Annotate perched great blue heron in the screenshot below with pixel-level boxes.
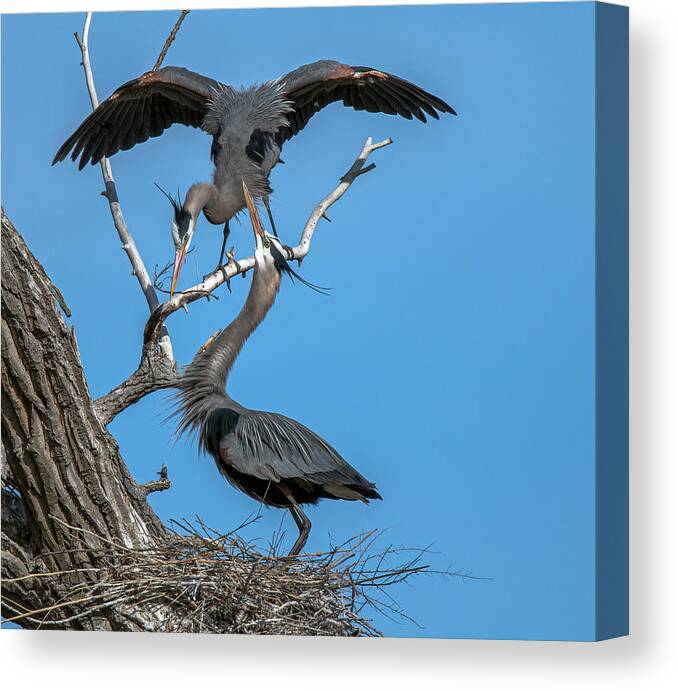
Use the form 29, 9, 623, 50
53, 60, 455, 293
174, 183, 381, 556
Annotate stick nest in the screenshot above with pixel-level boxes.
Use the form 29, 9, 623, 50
3, 517, 433, 636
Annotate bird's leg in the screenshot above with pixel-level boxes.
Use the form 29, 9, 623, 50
287, 505, 311, 557
263, 195, 279, 238
203, 222, 231, 282
216, 221, 230, 268
279, 484, 311, 557
221, 247, 241, 293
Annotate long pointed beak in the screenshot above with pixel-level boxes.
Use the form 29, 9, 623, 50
241, 181, 267, 242
170, 244, 188, 297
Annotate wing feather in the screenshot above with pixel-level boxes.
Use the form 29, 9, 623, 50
202, 407, 379, 499
383, 81, 428, 121
53, 66, 225, 168
276, 59, 455, 143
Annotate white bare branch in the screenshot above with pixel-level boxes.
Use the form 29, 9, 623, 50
144, 136, 393, 346
74, 12, 174, 363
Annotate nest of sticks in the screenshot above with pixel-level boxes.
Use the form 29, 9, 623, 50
4, 517, 436, 636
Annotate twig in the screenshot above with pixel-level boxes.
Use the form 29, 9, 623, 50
93, 341, 178, 425
144, 136, 393, 347
49, 283, 72, 317
73, 13, 174, 363
3, 519, 448, 635
152, 10, 190, 71
138, 464, 171, 496
93, 137, 392, 424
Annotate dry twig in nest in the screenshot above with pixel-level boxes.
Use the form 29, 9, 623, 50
2, 516, 447, 636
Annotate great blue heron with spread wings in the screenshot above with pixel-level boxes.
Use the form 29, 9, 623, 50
53, 60, 455, 293
174, 183, 381, 556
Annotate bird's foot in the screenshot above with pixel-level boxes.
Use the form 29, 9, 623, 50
223, 248, 242, 293
227, 248, 241, 272
204, 247, 241, 293
283, 245, 295, 261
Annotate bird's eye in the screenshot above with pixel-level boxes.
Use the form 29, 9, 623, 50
263, 239, 271, 249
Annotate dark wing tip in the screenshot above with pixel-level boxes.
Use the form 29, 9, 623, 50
350, 66, 456, 121
433, 98, 456, 116
51, 66, 219, 171
280, 61, 457, 141
443, 101, 457, 116
435, 94, 457, 116
52, 140, 73, 166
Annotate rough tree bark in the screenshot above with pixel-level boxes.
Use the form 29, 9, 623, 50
1, 11, 417, 634
1, 212, 168, 630
0, 135, 398, 633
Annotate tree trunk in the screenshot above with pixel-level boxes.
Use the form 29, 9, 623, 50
1, 211, 406, 636
1, 211, 167, 630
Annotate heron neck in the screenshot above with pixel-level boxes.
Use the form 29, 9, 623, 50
198, 263, 281, 393
185, 182, 216, 219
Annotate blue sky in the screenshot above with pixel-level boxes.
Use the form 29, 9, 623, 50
2, 3, 597, 639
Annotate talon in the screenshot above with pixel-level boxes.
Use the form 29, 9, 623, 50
221, 248, 242, 292
283, 245, 294, 261
226, 248, 241, 274
219, 263, 232, 293
322, 212, 332, 223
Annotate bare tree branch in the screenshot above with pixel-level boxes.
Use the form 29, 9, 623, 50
152, 10, 190, 71
93, 342, 178, 425
69, 13, 392, 426
1, 13, 446, 636
138, 465, 171, 497
74, 13, 174, 363
94, 137, 393, 424
144, 136, 393, 347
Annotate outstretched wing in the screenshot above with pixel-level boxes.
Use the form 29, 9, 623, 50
202, 407, 381, 502
53, 66, 224, 169
276, 60, 456, 144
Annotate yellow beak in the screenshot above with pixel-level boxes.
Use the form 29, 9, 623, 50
242, 180, 267, 243
170, 244, 187, 297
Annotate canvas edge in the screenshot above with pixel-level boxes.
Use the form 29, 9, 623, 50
594, 0, 630, 642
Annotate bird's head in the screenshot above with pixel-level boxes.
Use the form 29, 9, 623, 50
155, 184, 196, 296
243, 181, 329, 294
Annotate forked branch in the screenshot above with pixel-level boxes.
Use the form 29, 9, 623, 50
144, 136, 393, 347
93, 342, 179, 426
74, 12, 174, 363
96, 136, 392, 424
71, 15, 393, 425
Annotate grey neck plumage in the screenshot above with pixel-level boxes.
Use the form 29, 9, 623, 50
175, 261, 281, 437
